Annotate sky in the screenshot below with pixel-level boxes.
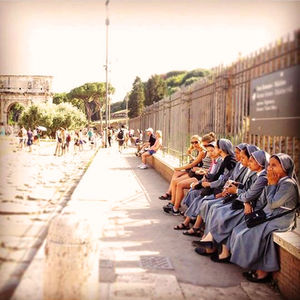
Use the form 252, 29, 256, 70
0, 0, 299, 102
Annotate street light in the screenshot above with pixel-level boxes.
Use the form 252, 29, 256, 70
105, 0, 110, 147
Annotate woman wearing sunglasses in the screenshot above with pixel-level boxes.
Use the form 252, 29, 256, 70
159, 132, 216, 201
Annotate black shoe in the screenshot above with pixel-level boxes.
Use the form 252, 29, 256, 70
210, 253, 231, 263
244, 272, 271, 283
194, 247, 214, 256
192, 241, 214, 249
192, 239, 206, 247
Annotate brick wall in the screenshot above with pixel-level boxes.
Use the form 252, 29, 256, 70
273, 247, 300, 300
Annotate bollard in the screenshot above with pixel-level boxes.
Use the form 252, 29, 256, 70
43, 211, 99, 300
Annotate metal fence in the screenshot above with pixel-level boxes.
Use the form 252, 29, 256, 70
129, 30, 300, 175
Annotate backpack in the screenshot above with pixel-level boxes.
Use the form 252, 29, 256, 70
117, 130, 124, 140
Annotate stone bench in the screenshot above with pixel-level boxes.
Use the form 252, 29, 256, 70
145, 153, 300, 300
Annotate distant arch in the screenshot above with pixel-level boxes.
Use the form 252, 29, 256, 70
6, 102, 25, 125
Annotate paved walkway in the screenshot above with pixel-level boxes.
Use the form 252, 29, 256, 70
12, 145, 282, 300
0, 137, 100, 299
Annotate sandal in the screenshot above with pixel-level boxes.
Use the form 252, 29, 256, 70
183, 227, 203, 237
174, 223, 190, 230
159, 193, 171, 200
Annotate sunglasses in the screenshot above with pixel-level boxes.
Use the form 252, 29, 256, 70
191, 141, 199, 144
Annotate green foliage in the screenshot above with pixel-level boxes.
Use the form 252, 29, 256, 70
111, 100, 126, 113
8, 103, 25, 125
164, 70, 187, 79
184, 77, 199, 86
67, 82, 115, 122
53, 93, 85, 113
164, 68, 209, 94
18, 103, 87, 137
144, 74, 167, 106
166, 73, 186, 87
128, 77, 145, 118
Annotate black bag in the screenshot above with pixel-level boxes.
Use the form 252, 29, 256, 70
245, 205, 299, 228
200, 187, 213, 197
231, 199, 244, 210
222, 194, 237, 204
117, 130, 124, 140
245, 209, 266, 228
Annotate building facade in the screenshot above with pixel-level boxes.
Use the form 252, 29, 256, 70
0, 75, 53, 125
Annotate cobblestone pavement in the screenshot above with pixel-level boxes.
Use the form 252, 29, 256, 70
0, 137, 100, 298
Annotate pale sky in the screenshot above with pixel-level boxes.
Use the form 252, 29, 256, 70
0, 0, 299, 102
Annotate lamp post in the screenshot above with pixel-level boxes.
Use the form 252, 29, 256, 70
125, 94, 129, 128
105, 0, 110, 147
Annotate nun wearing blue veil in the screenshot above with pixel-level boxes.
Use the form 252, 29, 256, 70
194, 150, 269, 260
228, 153, 299, 282
176, 139, 237, 233
198, 144, 259, 226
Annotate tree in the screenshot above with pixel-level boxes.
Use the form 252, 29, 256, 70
144, 74, 167, 106
53, 93, 85, 113
128, 77, 145, 118
67, 82, 115, 124
8, 103, 25, 125
111, 100, 126, 113
18, 103, 87, 137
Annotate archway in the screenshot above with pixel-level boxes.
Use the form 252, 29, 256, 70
7, 102, 25, 125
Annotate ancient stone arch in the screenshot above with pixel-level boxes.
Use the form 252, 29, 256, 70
0, 75, 53, 125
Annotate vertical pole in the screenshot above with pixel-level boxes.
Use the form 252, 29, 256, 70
105, 1, 110, 148
126, 95, 129, 128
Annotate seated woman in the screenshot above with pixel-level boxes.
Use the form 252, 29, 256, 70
193, 149, 269, 259
163, 140, 213, 215
164, 142, 220, 216
174, 139, 236, 230
180, 144, 258, 235
139, 130, 162, 169
181, 143, 248, 210
204, 153, 298, 283
194, 144, 260, 231
159, 132, 215, 200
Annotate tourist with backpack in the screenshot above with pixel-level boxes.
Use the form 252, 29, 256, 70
117, 125, 125, 153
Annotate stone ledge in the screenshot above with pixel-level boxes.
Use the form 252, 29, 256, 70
273, 226, 300, 260
146, 153, 174, 182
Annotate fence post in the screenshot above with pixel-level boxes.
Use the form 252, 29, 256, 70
44, 211, 99, 300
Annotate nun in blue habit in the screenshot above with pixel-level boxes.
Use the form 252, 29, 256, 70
198, 144, 260, 225
179, 139, 237, 235
184, 139, 236, 218
205, 150, 269, 246
228, 153, 299, 282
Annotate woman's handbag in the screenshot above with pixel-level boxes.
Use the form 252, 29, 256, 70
231, 199, 244, 210
222, 194, 237, 204
245, 209, 266, 228
245, 204, 299, 228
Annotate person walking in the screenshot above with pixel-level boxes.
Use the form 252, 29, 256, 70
117, 125, 125, 153
27, 128, 33, 152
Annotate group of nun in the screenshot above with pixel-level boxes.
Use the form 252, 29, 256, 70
170, 138, 299, 283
